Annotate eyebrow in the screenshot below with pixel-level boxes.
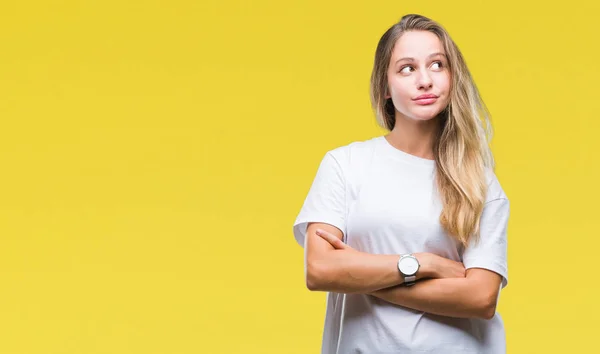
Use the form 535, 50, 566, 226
395, 52, 447, 64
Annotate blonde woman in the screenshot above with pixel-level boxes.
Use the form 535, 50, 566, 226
293, 14, 510, 354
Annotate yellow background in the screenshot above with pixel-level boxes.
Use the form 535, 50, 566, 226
0, 0, 598, 353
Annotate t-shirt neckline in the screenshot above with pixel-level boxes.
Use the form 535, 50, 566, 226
377, 136, 436, 167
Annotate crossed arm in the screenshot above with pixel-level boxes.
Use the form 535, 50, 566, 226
304, 222, 503, 320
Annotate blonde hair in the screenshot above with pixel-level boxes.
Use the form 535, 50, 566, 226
369, 14, 494, 246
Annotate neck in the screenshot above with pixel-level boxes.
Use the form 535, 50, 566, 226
385, 114, 440, 160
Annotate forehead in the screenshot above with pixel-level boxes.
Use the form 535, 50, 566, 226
390, 30, 445, 61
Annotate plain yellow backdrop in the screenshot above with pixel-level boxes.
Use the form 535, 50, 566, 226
1, 0, 598, 353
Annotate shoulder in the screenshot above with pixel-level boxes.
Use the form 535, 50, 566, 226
324, 136, 380, 169
484, 167, 508, 203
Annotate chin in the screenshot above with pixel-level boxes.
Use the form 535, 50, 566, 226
410, 106, 445, 121
412, 114, 439, 121
410, 112, 442, 121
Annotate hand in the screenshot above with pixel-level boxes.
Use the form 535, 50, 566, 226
315, 228, 357, 252
415, 252, 465, 279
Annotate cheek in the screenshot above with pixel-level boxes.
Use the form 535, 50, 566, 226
438, 74, 451, 93
389, 79, 412, 100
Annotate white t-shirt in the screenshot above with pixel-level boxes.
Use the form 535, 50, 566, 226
293, 136, 509, 354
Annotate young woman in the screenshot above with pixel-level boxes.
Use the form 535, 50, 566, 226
292, 14, 510, 353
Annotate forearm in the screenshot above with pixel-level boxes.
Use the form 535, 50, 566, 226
306, 226, 438, 294
307, 249, 404, 293
370, 277, 497, 319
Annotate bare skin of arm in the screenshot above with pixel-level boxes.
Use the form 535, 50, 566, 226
304, 222, 465, 294
312, 227, 502, 320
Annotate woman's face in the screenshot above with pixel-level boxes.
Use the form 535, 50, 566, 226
386, 30, 451, 122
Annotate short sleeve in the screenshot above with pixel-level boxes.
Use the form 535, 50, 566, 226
292, 151, 347, 248
462, 197, 510, 289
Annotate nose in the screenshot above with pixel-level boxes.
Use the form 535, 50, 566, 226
416, 71, 433, 90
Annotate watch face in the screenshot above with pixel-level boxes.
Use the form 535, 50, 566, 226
399, 256, 419, 276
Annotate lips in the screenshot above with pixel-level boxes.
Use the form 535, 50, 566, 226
413, 94, 438, 100
413, 94, 439, 105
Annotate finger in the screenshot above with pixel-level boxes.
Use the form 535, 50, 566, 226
315, 229, 348, 249
315, 229, 338, 245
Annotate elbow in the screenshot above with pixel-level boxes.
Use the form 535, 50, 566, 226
477, 291, 498, 320
480, 303, 496, 320
305, 260, 331, 291
305, 269, 320, 291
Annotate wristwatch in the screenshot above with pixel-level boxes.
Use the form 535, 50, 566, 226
397, 254, 420, 286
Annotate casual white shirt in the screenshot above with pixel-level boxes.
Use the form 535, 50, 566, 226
293, 136, 509, 354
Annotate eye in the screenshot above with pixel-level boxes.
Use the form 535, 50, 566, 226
399, 65, 414, 74
431, 61, 443, 70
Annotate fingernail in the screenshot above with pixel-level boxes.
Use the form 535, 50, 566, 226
316, 229, 322, 235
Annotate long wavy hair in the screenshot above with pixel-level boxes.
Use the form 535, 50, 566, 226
370, 14, 494, 246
